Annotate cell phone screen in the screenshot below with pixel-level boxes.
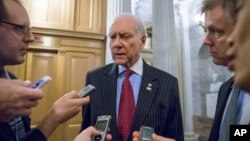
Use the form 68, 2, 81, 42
140, 126, 154, 141
142, 128, 153, 139
96, 120, 108, 131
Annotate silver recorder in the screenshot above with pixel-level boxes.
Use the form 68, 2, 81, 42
93, 115, 111, 141
140, 126, 154, 141
79, 84, 96, 98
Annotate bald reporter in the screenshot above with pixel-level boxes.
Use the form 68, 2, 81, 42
0, 79, 43, 122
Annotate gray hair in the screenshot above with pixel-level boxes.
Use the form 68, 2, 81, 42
200, 0, 240, 25
200, 0, 224, 14
112, 13, 146, 38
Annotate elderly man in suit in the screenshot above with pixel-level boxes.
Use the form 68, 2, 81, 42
80, 13, 184, 141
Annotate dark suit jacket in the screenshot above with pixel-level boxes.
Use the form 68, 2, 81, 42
81, 61, 184, 141
0, 71, 46, 141
208, 77, 234, 141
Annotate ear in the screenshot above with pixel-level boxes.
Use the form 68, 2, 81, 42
140, 36, 147, 49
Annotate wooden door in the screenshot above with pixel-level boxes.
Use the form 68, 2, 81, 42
75, 0, 107, 33
21, 0, 74, 30
58, 50, 98, 141
25, 51, 59, 141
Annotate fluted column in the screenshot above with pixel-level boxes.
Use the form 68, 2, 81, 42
122, 0, 131, 13
180, 12, 196, 141
177, 2, 196, 141
105, 0, 131, 64
152, 0, 178, 77
152, 0, 195, 141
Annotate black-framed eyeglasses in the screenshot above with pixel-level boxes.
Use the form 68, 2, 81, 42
0, 20, 31, 35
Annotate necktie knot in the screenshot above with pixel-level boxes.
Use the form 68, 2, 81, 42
125, 69, 133, 79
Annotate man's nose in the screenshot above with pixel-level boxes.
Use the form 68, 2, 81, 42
113, 37, 122, 47
203, 33, 213, 47
23, 31, 35, 43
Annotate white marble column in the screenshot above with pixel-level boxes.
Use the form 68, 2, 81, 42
178, 2, 197, 141
181, 15, 197, 141
152, 0, 179, 77
105, 0, 131, 64
122, 0, 131, 13
152, 0, 196, 141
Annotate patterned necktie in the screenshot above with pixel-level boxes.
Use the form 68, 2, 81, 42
8, 117, 26, 141
2, 69, 26, 141
118, 69, 135, 141
218, 86, 240, 141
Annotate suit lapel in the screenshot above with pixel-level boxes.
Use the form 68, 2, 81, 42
130, 62, 158, 134
216, 78, 234, 120
211, 77, 234, 139
101, 64, 119, 139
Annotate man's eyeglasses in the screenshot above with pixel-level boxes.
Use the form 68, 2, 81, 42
0, 20, 31, 35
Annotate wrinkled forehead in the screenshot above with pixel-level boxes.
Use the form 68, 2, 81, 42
109, 16, 140, 35
110, 16, 138, 30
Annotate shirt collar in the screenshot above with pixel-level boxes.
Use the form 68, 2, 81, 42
118, 56, 143, 76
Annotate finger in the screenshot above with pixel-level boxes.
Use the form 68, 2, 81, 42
15, 108, 32, 116
24, 88, 44, 100
11, 79, 31, 87
132, 137, 140, 141
23, 100, 39, 108
105, 134, 112, 141
12, 97, 39, 110
152, 134, 161, 141
65, 91, 79, 98
23, 80, 32, 87
152, 133, 175, 141
132, 131, 140, 138
78, 96, 90, 105
9, 79, 25, 85
85, 126, 100, 136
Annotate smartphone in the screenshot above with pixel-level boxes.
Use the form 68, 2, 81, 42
31, 76, 51, 89
79, 84, 96, 98
92, 115, 111, 141
140, 126, 154, 141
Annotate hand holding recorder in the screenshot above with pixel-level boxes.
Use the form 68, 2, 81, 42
75, 115, 111, 141
74, 126, 112, 141
132, 126, 175, 141
0, 79, 44, 122
36, 84, 95, 138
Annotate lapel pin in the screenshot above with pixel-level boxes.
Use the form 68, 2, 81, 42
146, 87, 152, 91
146, 83, 152, 91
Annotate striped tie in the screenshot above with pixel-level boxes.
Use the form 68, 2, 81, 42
8, 117, 26, 141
